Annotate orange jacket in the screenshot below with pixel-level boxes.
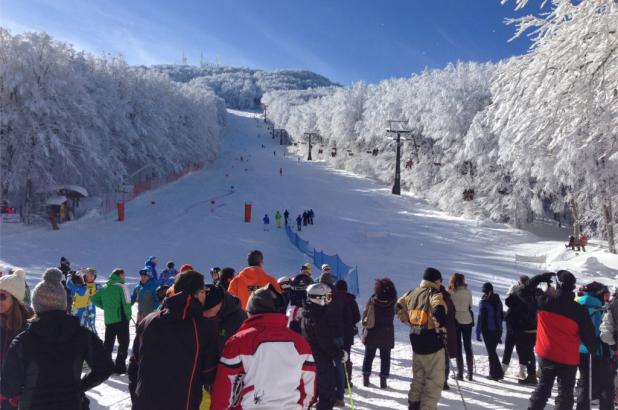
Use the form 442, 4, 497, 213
228, 266, 281, 310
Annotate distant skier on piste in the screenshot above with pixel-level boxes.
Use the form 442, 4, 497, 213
263, 214, 270, 231
296, 214, 302, 231
284, 209, 289, 225
275, 211, 282, 229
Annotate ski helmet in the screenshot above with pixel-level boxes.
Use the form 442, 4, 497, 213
278, 276, 292, 290
306, 283, 332, 306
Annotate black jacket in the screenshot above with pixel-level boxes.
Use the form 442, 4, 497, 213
128, 292, 220, 410
505, 286, 538, 332
302, 302, 342, 361
362, 296, 396, 350
1, 311, 113, 410
333, 290, 361, 349
290, 274, 314, 307
216, 290, 247, 347
441, 287, 457, 358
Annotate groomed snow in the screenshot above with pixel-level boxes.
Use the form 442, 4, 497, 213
1, 110, 615, 409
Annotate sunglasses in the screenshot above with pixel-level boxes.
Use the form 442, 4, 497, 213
0, 292, 10, 301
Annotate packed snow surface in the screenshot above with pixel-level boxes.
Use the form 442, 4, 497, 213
1, 110, 615, 409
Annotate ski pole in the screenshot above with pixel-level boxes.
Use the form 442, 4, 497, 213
442, 337, 468, 410
343, 363, 356, 410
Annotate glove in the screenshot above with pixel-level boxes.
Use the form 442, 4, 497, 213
340, 350, 349, 363
539, 272, 554, 284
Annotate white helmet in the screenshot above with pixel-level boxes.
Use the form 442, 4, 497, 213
321, 264, 331, 272
277, 276, 292, 290
306, 283, 332, 306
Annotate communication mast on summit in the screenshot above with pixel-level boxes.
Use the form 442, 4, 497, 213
386, 120, 413, 196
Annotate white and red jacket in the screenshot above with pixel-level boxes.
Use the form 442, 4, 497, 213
211, 313, 316, 410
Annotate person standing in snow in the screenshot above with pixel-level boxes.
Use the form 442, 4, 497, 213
91, 268, 132, 374
210, 267, 222, 286
275, 211, 282, 229
1, 268, 113, 410
476, 282, 504, 381
575, 282, 613, 410
439, 284, 457, 390
131, 268, 160, 324
361, 278, 397, 388
284, 209, 289, 225
309, 209, 315, 225
202, 284, 247, 347
128, 270, 219, 410
58, 256, 73, 312
516, 271, 597, 410
67, 267, 100, 334
263, 214, 270, 231
447, 273, 474, 381
288, 267, 314, 334
302, 211, 308, 226
144, 256, 159, 284
218, 267, 236, 291
334, 280, 361, 389
302, 283, 344, 410
296, 214, 302, 231
396, 267, 447, 410
211, 284, 316, 409
159, 261, 178, 287
599, 290, 618, 407
228, 250, 281, 311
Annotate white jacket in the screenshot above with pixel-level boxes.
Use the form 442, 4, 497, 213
450, 286, 473, 325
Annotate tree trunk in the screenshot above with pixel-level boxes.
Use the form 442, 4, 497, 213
570, 199, 580, 238
604, 201, 616, 254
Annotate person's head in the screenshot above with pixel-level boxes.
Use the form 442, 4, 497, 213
111, 268, 125, 280
139, 267, 153, 284
202, 284, 224, 318
447, 273, 466, 292
32, 268, 68, 314
174, 270, 206, 304
246, 284, 286, 315
321, 264, 331, 274
306, 283, 332, 306
156, 285, 170, 302
247, 250, 264, 267
423, 267, 442, 286
219, 268, 235, 290
585, 281, 610, 303
210, 267, 221, 282
180, 264, 194, 273
555, 270, 576, 293
166, 261, 175, 270
334, 279, 348, 292
374, 278, 397, 301
518, 275, 530, 286
60, 256, 70, 267
0, 268, 26, 305
277, 276, 292, 291
481, 282, 494, 295
84, 267, 96, 283
0, 269, 29, 329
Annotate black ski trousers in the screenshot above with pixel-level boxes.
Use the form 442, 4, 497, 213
576, 353, 616, 410
482, 330, 503, 380
104, 319, 130, 369
314, 350, 335, 410
516, 331, 536, 374
528, 357, 577, 410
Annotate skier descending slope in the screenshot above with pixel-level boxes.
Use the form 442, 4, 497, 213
516, 271, 597, 410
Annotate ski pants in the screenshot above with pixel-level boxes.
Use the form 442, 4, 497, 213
529, 357, 577, 410
456, 323, 474, 377
408, 348, 445, 410
515, 331, 536, 375
483, 330, 503, 379
314, 350, 335, 409
502, 324, 516, 365
362, 346, 391, 377
104, 319, 130, 368
576, 353, 616, 410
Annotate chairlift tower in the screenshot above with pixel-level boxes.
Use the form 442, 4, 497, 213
304, 132, 320, 161
386, 120, 413, 195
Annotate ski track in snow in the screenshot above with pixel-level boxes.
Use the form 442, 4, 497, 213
1, 109, 616, 409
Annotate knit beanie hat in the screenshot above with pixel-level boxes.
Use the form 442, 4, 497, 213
556, 270, 576, 292
423, 267, 442, 282
179, 264, 194, 273
32, 268, 67, 313
203, 284, 224, 310
247, 284, 284, 314
0, 269, 26, 301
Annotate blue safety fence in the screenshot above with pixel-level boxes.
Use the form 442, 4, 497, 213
285, 225, 360, 295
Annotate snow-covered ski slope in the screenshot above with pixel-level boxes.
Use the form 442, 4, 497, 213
1, 110, 616, 409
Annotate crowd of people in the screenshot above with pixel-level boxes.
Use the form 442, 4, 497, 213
263, 209, 316, 231
0, 253, 616, 410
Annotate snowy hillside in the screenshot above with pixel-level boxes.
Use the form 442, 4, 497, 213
152, 64, 337, 109
1, 110, 615, 409
262, 0, 618, 243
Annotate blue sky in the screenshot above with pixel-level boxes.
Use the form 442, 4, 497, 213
0, 0, 539, 84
